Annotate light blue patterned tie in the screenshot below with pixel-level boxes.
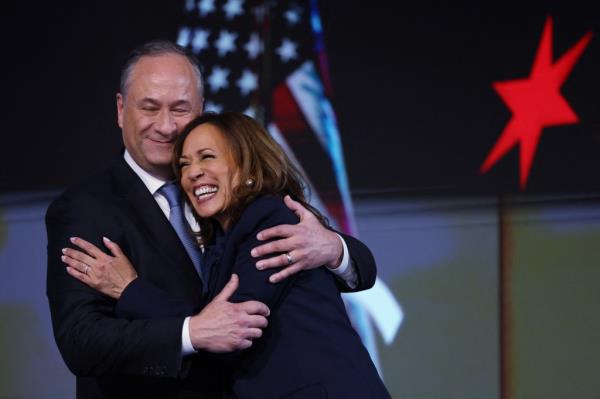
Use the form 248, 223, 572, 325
158, 182, 206, 287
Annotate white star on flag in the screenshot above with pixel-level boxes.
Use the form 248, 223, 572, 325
284, 6, 302, 25
236, 69, 258, 96
198, 0, 216, 17
214, 30, 237, 57
191, 29, 210, 54
185, 0, 195, 12
207, 66, 230, 92
176, 27, 192, 47
204, 101, 224, 113
276, 38, 298, 62
223, 0, 244, 20
244, 33, 263, 60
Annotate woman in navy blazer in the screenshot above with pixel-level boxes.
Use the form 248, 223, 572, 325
177, 112, 389, 398
66, 112, 390, 398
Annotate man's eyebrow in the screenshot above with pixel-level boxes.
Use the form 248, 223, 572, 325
170, 100, 192, 107
138, 98, 161, 106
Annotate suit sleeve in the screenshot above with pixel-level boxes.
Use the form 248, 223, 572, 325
116, 278, 195, 320
336, 232, 377, 292
46, 192, 187, 379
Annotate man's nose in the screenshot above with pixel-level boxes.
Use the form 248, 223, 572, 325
155, 109, 177, 135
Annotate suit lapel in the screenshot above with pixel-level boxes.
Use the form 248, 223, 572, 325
109, 157, 203, 291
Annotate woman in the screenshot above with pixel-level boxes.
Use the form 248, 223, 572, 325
64, 112, 390, 398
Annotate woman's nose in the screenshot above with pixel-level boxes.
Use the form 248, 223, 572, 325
187, 163, 204, 180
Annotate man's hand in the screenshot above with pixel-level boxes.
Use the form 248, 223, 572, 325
251, 195, 344, 283
189, 274, 270, 352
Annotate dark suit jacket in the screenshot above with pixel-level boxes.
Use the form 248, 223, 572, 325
46, 157, 220, 398
46, 157, 378, 398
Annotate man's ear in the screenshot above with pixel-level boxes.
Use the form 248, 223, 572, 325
116, 93, 124, 128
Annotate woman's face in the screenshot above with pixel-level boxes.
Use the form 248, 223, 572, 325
179, 123, 239, 229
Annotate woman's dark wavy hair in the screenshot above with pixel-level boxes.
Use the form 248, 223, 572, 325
172, 111, 329, 243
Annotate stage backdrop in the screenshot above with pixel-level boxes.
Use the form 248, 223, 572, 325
1, 1, 599, 398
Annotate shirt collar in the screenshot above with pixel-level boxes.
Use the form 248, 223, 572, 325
124, 150, 167, 195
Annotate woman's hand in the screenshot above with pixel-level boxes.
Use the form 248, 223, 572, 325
62, 236, 138, 299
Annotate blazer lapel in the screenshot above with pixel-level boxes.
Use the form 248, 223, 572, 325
109, 157, 203, 291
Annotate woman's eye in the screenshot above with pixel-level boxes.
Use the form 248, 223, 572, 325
202, 154, 215, 160
178, 162, 189, 169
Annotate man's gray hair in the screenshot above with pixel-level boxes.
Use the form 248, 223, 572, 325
120, 40, 204, 100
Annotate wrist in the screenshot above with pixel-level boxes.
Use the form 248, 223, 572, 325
188, 314, 206, 351
326, 234, 344, 269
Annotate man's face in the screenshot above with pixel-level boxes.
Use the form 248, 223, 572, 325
117, 53, 203, 180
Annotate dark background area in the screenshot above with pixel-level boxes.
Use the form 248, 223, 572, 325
3, 1, 599, 195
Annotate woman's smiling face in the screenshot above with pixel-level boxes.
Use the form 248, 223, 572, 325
178, 123, 239, 229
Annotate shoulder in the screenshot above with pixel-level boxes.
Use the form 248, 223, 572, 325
232, 195, 299, 235
46, 159, 131, 219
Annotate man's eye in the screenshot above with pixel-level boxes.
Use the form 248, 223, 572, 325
172, 109, 190, 115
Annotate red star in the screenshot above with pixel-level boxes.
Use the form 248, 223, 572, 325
480, 16, 593, 189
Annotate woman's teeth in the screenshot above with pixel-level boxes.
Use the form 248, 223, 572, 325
194, 185, 218, 198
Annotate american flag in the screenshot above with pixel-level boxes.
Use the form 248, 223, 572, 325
176, 0, 355, 234
176, 0, 403, 376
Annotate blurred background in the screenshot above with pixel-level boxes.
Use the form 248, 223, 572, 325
1, 1, 599, 398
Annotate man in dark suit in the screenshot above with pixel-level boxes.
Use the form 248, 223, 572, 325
46, 41, 377, 398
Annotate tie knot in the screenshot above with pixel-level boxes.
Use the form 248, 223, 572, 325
159, 182, 182, 209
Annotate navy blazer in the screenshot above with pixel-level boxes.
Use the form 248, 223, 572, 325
206, 195, 390, 398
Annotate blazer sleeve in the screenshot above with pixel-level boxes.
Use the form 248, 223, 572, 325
46, 192, 187, 379
225, 197, 300, 308
336, 232, 377, 292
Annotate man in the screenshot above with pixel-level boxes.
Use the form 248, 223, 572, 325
46, 40, 377, 398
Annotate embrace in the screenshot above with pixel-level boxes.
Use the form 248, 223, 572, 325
46, 40, 389, 398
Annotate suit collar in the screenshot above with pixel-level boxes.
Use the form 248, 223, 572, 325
109, 155, 204, 290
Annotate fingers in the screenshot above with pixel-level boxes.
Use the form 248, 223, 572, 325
237, 340, 253, 350
245, 314, 269, 330
282, 195, 305, 218
65, 264, 89, 283
269, 263, 303, 283
102, 236, 124, 257
214, 274, 239, 302
61, 247, 95, 268
69, 237, 103, 258
62, 253, 93, 279
237, 300, 270, 317
252, 235, 295, 259
245, 327, 263, 340
256, 224, 295, 242
255, 250, 294, 270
